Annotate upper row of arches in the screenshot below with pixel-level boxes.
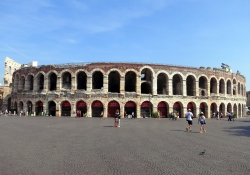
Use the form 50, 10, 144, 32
13, 67, 246, 96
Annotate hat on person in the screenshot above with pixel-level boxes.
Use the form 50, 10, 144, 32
188, 109, 191, 111
200, 112, 204, 115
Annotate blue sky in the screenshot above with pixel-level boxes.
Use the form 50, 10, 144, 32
0, 0, 250, 90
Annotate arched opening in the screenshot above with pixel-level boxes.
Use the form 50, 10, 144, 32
37, 74, 44, 90
62, 72, 71, 90
233, 104, 237, 117
158, 101, 168, 118
238, 83, 240, 95
27, 101, 33, 114
173, 102, 182, 118
92, 100, 104, 117
227, 103, 232, 113
219, 79, 225, 94
125, 71, 136, 92
48, 101, 56, 116
172, 74, 182, 95
108, 100, 120, 118
49, 73, 57, 91
19, 101, 24, 111
233, 79, 237, 96
35, 101, 43, 116
141, 101, 152, 118
210, 78, 217, 94
187, 102, 194, 114
92, 71, 103, 89
141, 82, 152, 94
238, 104, 242, 117
124, 101, 136, 118
201, 90, 205, 96
76, 100, 87, 117
77, 71, 87, 90
227, 80, 231, 95
15, 75, 19, 91
199, 76, 207, 96
157, 73, 168, 95
200, 103, 207, 117
219, 103, 225, 117
141, 68, 153, 94
61, 101, 71, 116
186, 75, 195, 96
108, 71, 120, 93
13, 101, 17, 114
27, 75, 34, 91
210, 103, 217, 118
20, 76, 25, 90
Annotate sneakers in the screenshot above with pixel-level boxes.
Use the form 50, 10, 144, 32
203, 130, 206, 133
200, 131, 203, 133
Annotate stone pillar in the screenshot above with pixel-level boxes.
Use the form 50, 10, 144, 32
71, 102, 76, 116
207, 82, 210, 96
152, 77, 157, 95
87, 104, 92, 117
120, 75, 125, 94
71, 76, 76, 91
196, 81, 199, 96
24, 79, 28, 91
136, 104, 141, 118
136, 76, 141, 94
217, 83, 220, 95
44, 75, 48, 91
168, 79, 172, 96
86, 75, 92, 92
33, 78, 38, 91
103, 104, 108, 118
120, 104, 124, 118
182, 80, 186, 96
57, 76, 61, 92
103, 75, 108, 93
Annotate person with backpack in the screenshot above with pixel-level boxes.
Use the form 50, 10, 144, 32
185, 109, 193, 131
198, 112, 206, 133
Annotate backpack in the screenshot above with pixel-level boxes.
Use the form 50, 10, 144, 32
199, 116, 204, 122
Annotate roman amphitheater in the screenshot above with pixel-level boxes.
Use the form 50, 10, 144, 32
5, 57, 247, 118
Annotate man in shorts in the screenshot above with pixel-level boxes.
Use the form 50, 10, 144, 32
185, 109, 193, 131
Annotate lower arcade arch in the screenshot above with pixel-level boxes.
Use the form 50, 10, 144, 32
76, 100, 87, 117
199, 102, 208, 118
92, 100, 103, 117
27, 101, 33, 113
210, 103, 218, 117
61, 101, 71, 116
157, 101, 168, 118
141, 101, 152, 118
48, 101, 56, 116
35, 101, 43, 115
187, 102, 196, 117
108, 100, 120, 118
124, 101, 136, 117
173, 102, 183, 118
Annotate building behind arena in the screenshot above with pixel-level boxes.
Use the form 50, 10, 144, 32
3, 57, 247, 118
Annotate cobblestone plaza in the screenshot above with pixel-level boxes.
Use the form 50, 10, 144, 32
0, 116, 250, 175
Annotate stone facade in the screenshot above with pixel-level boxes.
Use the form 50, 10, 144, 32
9, 62, 246, 118
0, 57, 21, 110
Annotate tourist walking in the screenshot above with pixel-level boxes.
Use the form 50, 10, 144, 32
131, 111, 136, 119
198, 112, 206, 133
114, 109, 120, 127
185, 109, 193, 131
100, 111, 104, 120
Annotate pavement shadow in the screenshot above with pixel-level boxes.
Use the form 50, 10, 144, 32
223, 126, 250, 137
